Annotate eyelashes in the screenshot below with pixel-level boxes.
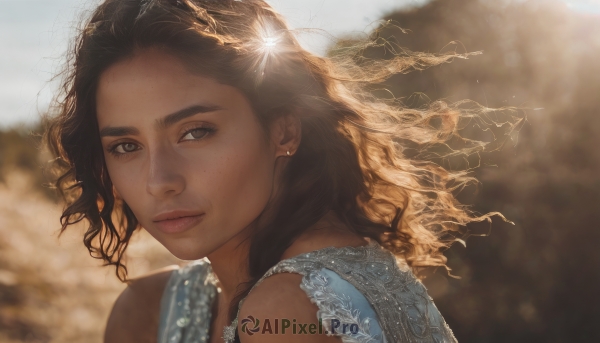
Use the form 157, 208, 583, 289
106, 126, 216, 159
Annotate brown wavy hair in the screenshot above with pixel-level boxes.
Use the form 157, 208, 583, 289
43, 0, 521, 326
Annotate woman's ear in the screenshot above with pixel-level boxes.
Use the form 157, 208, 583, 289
270, 113, 301, 157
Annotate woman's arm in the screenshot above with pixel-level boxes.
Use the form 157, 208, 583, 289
103, 265, 179, 343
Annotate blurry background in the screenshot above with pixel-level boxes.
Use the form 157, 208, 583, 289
1, 0, 599, 342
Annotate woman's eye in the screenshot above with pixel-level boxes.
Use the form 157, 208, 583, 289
110, 142, 138, 155
107, 127, 214, 158
181, 127, 214, 141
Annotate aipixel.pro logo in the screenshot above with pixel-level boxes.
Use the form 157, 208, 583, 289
240, 315, 361, 336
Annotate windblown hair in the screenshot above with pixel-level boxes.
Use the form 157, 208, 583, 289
43, 0, 520, 327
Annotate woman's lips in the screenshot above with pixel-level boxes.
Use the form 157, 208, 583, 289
154, 214, 205, 234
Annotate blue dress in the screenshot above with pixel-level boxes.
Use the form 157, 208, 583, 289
157, 239, 457, 343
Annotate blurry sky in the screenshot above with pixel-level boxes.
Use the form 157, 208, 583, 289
566, 0, 600, 13
0, 0, 597, 129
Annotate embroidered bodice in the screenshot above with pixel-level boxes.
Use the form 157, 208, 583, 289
157, 239, 457, 343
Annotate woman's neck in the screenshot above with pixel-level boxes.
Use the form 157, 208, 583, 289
206, 228, 253, 305
205, 210, 368, 308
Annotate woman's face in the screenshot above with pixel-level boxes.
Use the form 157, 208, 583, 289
96, 47, 279, 260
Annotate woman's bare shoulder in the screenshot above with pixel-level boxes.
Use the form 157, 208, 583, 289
103, 265, 180, 343
238, 273, 343, 343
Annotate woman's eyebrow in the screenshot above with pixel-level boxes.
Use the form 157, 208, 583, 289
99, 104, 223, 138
156, 104, 222, 129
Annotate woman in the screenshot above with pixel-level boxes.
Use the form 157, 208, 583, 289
43, 0, 514, 342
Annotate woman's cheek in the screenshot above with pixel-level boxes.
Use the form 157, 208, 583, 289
207, 140, 274, 229
105, 162, 133, 200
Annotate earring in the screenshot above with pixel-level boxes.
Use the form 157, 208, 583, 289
286, 150, 291, 156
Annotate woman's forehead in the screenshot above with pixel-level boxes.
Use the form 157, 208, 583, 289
95, 49, 248, 127
97, 48, 191, 89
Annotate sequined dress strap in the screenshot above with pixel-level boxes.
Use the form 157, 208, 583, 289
157, 258, 218, 343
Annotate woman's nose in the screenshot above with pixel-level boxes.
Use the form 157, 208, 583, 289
145, 145, 186, 199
